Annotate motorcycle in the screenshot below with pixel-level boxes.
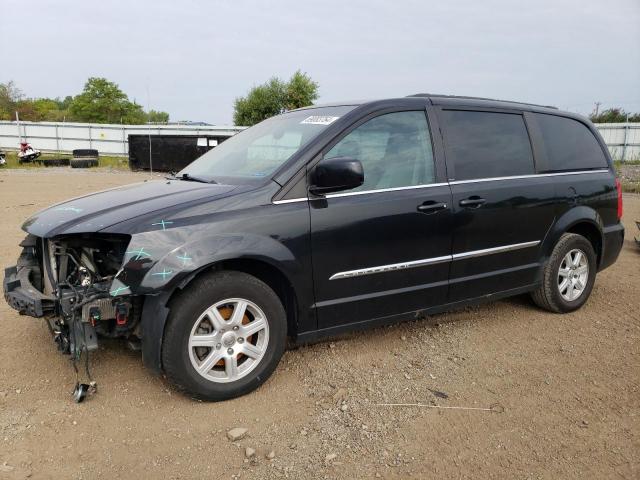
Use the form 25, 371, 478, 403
18, 142, 41, 163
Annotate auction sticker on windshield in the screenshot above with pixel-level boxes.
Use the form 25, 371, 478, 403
301, 115, 340, 125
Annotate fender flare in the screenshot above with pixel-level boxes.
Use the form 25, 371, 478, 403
138, 234, 302, 374
540, 206, 604, 266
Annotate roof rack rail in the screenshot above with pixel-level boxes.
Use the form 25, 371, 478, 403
407, 93, 558, 110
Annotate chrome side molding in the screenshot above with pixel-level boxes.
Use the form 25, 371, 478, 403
325, 182, 449, 199
448, 169, 609, 185
273, 169, 609, 205
329, 240, 541, 280
329, 255, 451, 280
451, 240, 540, 260
272, 198, 309, 205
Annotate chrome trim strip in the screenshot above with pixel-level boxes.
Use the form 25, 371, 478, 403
451, 240, 540, 260
276, 169, 609, 204
329, 255, 451, 280
449, 169, 609, 185
329, 240, 541, 280
272, 197, 308, 205
325, 183, 449, 199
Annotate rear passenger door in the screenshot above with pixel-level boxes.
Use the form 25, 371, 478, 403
437, 108, 556, 301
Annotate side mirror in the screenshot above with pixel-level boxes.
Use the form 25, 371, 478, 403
309, 157, 364, 195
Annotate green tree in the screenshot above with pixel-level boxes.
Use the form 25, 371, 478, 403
31, 98, 65, 121
233, 70, 319, 126
147, 109, 170, 123
0, 81, 23, 120
69, 77, 146, 124
590, 107, 640, 123
284, 71, 319, 111
1, 79, 169, 124
58, 95, 74, 111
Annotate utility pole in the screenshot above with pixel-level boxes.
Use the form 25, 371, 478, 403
594, 102, 601, 118
146, 84, 153, 177
15, 111, 22, 144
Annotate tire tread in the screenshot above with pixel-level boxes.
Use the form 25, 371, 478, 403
531, 233, 596, 313
161, 270, 286, 401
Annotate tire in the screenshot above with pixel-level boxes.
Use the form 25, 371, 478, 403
531, 233, 597, 313
72, 149, 99, 158
70, 157, 99, 168
43, 158, 70, 167
162, 270, 287, 401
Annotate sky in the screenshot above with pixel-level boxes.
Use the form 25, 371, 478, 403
1, 0, 639, 125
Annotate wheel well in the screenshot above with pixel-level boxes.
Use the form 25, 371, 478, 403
566, 222, 602, 266
176, 259, 299, 338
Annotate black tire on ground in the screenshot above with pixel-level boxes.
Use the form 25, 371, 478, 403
72, 149, 99, 158
162, 270, 287, 401
70, 157, 99, 168
42, 158, 71, 167
531, 233, 597, 313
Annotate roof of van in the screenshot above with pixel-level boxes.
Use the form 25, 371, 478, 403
299, 94, 560, 113
411, 93, 559, 111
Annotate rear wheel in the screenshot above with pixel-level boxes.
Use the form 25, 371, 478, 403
531, 233, 597, 313
162, 271, 287, 400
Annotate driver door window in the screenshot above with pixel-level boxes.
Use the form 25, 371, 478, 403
325, 111, 435, 192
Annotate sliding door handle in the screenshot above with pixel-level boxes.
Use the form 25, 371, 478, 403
459, 197, 486, 208
417, 201, 448, 213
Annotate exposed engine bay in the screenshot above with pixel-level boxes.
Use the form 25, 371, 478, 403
4, 233, 140, 401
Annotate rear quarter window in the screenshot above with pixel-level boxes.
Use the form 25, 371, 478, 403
534, 114, 608, 171
440, 110, 534, 181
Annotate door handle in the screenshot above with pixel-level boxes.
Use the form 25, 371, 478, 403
417, 201, 448, 213
459, 197, 486, 208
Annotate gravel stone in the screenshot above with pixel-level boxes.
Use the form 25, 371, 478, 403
227, 428, 248, 442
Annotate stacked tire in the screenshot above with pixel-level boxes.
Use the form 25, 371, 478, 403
71, 149, 99, 168
42, 158, 71, 167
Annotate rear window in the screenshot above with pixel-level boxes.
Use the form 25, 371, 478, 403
534, 114, 608, 171
441, 110, 534, 181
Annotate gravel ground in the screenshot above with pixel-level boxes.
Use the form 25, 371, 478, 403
0, 169, 639, 480
616, 164, 640, 193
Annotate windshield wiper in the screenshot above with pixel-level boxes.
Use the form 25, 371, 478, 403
167, 173, 216, 184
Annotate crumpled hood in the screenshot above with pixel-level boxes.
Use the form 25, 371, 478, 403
22, 179, 239, 237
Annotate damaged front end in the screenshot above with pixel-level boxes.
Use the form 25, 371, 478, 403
4, 233, 140, 364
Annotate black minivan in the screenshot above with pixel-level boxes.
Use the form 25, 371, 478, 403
4, 94, 624, 401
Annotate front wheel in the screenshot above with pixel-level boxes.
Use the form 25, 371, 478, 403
531, 233, 597, 313
162, 270, 287, 401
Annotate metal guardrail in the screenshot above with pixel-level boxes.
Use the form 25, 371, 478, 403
0, 120, 245, 156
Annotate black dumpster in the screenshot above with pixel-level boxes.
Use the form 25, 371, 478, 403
128, 135, 230, 172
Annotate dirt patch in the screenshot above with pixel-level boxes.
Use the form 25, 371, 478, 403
1, 170, 639, 479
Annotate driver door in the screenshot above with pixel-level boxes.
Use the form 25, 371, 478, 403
309, 109, 453, 330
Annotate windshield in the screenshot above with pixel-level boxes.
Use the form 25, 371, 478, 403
179, 106, 355, 183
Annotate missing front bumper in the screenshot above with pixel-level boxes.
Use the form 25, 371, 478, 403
3, 265, 56, 317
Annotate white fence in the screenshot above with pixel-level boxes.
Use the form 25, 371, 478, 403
0, 120, 244, 156
593, 123, 640, 162
0, 120, 638, 161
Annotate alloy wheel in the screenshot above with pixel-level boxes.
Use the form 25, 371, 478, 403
557, 248, 589, 302
188, 298, 269, 383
